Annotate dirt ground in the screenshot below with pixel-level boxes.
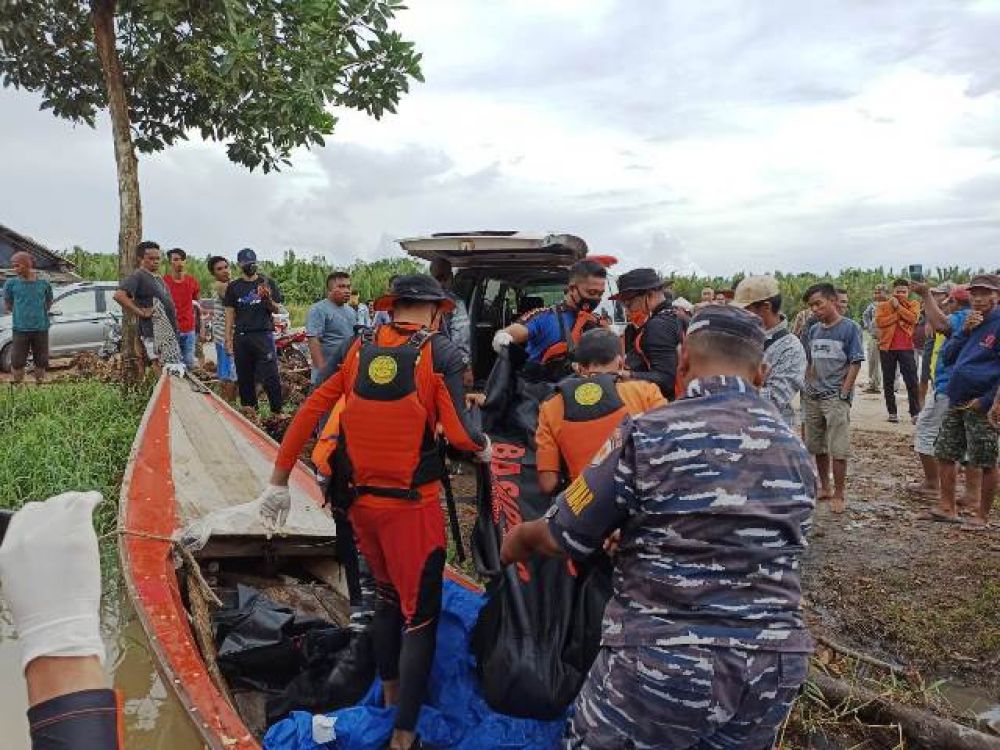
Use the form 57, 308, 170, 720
803, 387, 1000, 702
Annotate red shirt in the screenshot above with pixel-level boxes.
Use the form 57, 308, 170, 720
163, 274, 200, 333
889, 323, 913, 351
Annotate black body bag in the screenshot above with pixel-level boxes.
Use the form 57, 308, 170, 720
469, 348, 612, 720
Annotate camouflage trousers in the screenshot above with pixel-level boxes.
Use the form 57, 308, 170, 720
563, 645, 808, 750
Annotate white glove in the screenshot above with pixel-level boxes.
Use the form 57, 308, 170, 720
474, 436, 493, 464
0, 491, 105, 671
492, 330, 514, 354
164, 363, 187, 378
258, 484, 291, 535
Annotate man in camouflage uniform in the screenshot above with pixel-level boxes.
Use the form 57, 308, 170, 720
502, 305, 816, 749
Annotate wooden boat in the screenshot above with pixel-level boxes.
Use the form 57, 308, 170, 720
119, 373, 354, 749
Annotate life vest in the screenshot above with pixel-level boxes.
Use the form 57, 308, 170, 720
540, 305, 600, 365
311, 397, 346, 477
338, 328, 442, 501
626, 306, 685, 401
553, 373, 627, 480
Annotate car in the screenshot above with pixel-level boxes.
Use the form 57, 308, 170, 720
397, 231, 627, 382
0, 280, 121, 371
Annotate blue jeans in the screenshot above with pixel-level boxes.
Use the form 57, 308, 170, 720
214, 342, 237, 382
178, 331, 196, 368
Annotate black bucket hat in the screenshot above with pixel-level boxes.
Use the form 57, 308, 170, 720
373, 274, 456, 312
610, 268, 663, 301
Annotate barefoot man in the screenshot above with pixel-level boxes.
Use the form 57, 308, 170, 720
801, 282, 864, 512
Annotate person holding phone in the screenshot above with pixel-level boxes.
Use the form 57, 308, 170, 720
874, 278, 922, 423
224, 247, 285, 414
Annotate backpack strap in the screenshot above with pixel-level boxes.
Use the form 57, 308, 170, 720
763, 328, 790, 352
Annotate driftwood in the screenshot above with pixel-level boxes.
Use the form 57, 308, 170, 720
811, 671, 1000, 750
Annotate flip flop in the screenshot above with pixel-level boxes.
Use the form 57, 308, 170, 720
920, 510, 962, 524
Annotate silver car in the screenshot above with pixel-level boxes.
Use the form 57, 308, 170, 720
0, 280, 121, 371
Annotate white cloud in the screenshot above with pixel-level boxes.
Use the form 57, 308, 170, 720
1, 0, 999, 276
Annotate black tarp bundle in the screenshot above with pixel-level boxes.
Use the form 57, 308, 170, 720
212, 584, 375, 725
470, 348, 612, 721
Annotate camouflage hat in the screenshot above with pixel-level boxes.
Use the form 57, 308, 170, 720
687, 305, 766, 350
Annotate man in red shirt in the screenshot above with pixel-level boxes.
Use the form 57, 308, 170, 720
163, 248, 201, 368
875, 279, 922, 423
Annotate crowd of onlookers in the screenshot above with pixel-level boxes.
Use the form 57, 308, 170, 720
696, 274, 1000, 527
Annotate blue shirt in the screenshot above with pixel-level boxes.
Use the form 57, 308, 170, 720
548, 375, 816, 653
3, 277, 53, 332
804, 317, 865, 397
306, 299, 356, 383
523, 307, 577, 363
942, 307, 1000, 410
933, 309, 970, 396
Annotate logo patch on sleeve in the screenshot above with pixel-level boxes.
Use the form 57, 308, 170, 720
564, 475, 595, 515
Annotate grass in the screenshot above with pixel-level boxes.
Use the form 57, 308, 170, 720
0, 380, 151, 572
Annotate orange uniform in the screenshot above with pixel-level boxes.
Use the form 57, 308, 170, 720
536, 375, 666, 481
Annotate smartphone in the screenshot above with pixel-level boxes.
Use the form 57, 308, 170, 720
908, 264, 924, 282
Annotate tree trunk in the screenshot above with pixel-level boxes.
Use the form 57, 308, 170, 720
811, 672, 1000, 750
91, 0, 144, 383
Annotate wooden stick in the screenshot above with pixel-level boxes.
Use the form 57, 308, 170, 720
815, 633, 910, 677
184, 564, 236, 710
810, 671, 1000, 750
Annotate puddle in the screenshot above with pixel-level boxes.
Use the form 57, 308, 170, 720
941, 682, 1000, 735
1, 594, 205, 749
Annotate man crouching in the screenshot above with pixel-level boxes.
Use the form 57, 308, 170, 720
502, 305, 817, 749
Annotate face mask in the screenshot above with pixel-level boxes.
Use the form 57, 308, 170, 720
576, 296, 601, 313
629, 309, 649, 327
241, 263, 258, 276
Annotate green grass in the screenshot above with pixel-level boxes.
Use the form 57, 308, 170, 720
0, 380, 151, 538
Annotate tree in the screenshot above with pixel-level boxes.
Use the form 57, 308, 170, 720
0, 0, 422, 379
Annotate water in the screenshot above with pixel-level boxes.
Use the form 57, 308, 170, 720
0, 595, 205, 750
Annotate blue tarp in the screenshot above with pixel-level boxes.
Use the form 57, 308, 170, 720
263, 580, 566, 750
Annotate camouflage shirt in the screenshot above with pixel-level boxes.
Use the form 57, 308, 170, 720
547, 375, 816, 653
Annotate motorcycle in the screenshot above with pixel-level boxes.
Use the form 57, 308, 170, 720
274, 328, 310, 370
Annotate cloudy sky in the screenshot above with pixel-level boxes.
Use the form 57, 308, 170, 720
2, 0, 999, 276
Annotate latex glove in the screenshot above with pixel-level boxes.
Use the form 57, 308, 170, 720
258, 484, 291, 535
492, 330, 513, 354
0, 491, 105, 671
474, 436, 493, 464
164, 363, 187, 378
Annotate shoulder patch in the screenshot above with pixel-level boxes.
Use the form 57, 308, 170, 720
518, 304, 556, 324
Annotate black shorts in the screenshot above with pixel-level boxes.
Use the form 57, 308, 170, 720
11, 330, 49, 370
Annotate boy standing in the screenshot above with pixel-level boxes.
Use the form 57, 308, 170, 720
801, 283, 864, 512
163, 248, 201, 368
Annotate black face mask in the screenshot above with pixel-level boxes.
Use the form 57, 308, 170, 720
577, 296, 601, 313
241, 263, 258, 277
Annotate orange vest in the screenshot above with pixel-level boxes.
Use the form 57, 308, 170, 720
554, 374, 627, 479
540, 306, 601, 365
337, 329, 442, 499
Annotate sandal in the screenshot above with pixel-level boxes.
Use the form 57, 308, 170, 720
920, 510, 962, 524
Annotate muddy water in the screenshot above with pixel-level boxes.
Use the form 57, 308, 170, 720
0, 595, 204, 750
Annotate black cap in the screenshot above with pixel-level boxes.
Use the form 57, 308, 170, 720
374, 274, 456, 312
611, 268, 663, 300
687, 305, 765, 350
236, 247, 257, 265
